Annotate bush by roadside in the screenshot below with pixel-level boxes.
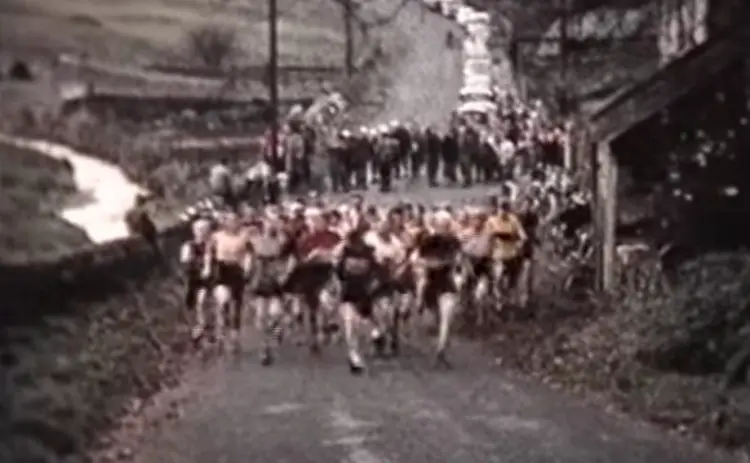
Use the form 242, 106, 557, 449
0, 226, 193, 462
486, 252, 750, 457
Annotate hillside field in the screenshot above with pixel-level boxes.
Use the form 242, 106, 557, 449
0, 0, 349, 66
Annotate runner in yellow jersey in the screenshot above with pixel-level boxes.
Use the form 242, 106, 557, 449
484, 200, 527, 304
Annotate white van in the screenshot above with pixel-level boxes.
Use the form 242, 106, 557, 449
459, 83, 494, 102
463, 56, 493, 80
455, 5, 475, 26
465, 11, 491, 42
462, 37, 490, 59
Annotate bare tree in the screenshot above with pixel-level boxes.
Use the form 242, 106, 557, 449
328, 0, 413, 72
185, 24, 242, 69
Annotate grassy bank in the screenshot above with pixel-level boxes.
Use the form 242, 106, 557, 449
485, 252, 750, 457
0, 0, 349, 66
0, 230, 190, 462
0, 142, 90, 263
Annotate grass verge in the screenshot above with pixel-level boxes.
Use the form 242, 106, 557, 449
0, 231, 191, 462
0, 142, 90, 263
482, 251, 750, 458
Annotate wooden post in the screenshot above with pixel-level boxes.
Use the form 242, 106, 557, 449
268, 0, 279, 164
588, 140, 602, 289
596, 141, 618, 292
563, 119, 575, 171
343, 0, 355, 77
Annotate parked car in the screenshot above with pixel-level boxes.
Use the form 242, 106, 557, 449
456, 100, 497, 125
463, 56, 493, 80
465, 11, 491, 42
456, 5, 476, 26
459, 83, 494, 102
462, 37, 491, 59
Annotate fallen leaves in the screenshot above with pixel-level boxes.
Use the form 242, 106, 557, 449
479, 251, 750, 456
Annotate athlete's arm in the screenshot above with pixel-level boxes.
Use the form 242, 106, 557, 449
512, 215, 528, 242
242, 237, 255, 277
179, 242, 193, 265
201, 235, 216, 279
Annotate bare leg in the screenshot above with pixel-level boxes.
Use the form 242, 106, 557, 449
213, 285, 231, 348
260, 296, 284, 366
192, 288, 208, 341
435, 292, 458, 368
341, 302, 365, 373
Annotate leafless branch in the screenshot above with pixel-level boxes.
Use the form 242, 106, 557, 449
184, 24, 242, 69
329, 0, 412, 29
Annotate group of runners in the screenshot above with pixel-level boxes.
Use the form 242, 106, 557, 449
179, 193, 538, 373
170, 61, 590, 374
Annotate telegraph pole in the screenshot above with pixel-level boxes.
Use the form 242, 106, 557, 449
268, 0, 280, 164
343, 0, 355, 77
559, 0, 570, 115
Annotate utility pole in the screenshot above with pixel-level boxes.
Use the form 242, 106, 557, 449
268, 0, 280, 167
343, 0, 355, 77
559, 0, 570, 116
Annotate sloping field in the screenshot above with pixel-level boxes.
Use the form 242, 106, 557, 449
0, 0, 348, 65
0, 143, 91, 263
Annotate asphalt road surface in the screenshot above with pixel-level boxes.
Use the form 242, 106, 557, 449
134, 335, 731, 463
131, 4, 736, 463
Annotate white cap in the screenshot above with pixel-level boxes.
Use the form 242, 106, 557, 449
305, 207, 323, 217
466, 205, 485, 216
192, 218, 212, 233
434, 210, 452, 223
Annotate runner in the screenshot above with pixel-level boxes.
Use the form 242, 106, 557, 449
364, 210, 409, 357
179, 218, 214, 342
286, 207, 342, 353
412, 209, 464, 367
485, 200, 527, 307
334, 223, 383, 373
204, 211, 253, 350
248, 208, 295, 365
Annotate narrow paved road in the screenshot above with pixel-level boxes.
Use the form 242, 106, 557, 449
131, 4, 734, 463
135, 337, 729, 463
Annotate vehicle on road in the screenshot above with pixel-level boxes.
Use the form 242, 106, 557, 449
463, 56, 493, 80
455, 5, 476, 26
463, 73, 493, 90
457, 99, 497, 116
462, 37, 491, 59
459, 83, 494, 103
465, 10, 491, 38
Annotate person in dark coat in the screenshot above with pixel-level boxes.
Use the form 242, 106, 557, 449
125, 194, 161, 258
424, 126, 442, 186
441, 128, 459, 184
